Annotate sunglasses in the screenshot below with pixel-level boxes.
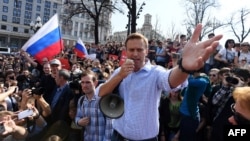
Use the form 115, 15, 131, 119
231, 103, 250, 125
209, 74, 216, 77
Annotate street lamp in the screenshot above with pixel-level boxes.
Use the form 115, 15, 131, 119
30, 16, 43, 33
136, 2, 146, 19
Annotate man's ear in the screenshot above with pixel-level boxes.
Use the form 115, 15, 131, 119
94, 80, 99, 87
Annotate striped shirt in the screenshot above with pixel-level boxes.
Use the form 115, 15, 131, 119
75, 89, 112, 141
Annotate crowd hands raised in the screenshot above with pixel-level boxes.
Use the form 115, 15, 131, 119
0, 24, 249, 141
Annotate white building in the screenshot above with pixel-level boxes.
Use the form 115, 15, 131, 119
0, 0, 112, 49
110, 14, 165, 42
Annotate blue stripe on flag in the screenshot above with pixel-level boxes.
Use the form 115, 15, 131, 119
26, 27, 61, 56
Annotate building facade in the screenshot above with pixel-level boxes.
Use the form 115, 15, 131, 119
110, 14, 165, 42
0, 0, 112, 49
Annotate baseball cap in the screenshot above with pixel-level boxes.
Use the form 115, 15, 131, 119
50, 59, 61, 66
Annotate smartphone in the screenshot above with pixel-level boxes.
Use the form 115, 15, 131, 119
18, 109, 33, 120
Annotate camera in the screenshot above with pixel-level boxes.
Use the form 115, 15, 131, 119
69, 80, 81, 91
225, 76, 239, 85
31, 87, 45, 95
172, 53, 180, 59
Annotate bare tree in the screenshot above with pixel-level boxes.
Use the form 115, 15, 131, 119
228, 8, 250, 43
121, 0, 146, 34
182, 0, 224, 41
165, 22, 181, 41
64, 0, 122, 44
153, 15, 159, 39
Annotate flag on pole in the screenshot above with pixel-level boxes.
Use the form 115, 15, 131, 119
22, 13, 63, 63
74, 38, 88, 58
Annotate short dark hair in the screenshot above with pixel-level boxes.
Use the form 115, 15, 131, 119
80, 70, 98, 82
58, 69, 70, 80
208, 33, 215, 37
225, 39, 235, 48
180, 34, 186, 39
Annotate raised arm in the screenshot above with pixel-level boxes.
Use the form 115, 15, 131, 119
20, 49, 38, 67
168, 24, 222, 88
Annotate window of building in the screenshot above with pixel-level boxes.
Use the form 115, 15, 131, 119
86, 14, 90, 20
45, 1, 51, 8
13, 9, 21, 17
53, 3, 57, 8
13, 27, 18, 32
44, 8, 50, 16
37, 5, 41, 11
75, 22, 78, 29
10, 38, 18, 48
81, 13, 85, 18
85, 24, 89, 30
3, 0, 9, 4
14, 1, 22, 8
80, 23, 83, 30
90, 32, 94, 39
12, 17, 20, 24
74, 31, 77, 36
26, 0, 33, 2
2, 15, 7, 21
79, 31, 82, 37
84, 32, 88, 39
24, 19, 31, 25
43, 16, 49, 23
25, 3, 32, 11
24, 29, 29, 33
1, 25, 7, 30
24, 11, 32, 19
53, 10, 56, 15
37, 0, 41, 3
36, 13, 40, 18
3, 6, 8, 13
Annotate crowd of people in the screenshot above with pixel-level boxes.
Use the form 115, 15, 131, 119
0, 24, 249, 141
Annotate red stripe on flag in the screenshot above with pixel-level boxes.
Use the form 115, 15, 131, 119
74, 48, 85, 58
34, 40, 63, 62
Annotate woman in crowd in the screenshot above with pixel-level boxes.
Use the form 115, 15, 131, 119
214, 39, 236, 69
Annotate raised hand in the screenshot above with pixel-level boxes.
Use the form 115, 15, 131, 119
181, 24, 223, 71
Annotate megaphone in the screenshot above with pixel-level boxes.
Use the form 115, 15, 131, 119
99, 94, 124, 119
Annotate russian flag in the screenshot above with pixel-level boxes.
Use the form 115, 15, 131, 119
22, 14, 63, 63
74, 38, 88, 58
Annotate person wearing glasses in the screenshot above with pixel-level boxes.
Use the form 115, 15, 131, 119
208, 68, 220, 86
228, 86, 250, 125
214, 39, 236, 69
208, 68, 250, 141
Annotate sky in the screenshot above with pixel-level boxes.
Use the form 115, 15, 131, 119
111, 0, 250, 44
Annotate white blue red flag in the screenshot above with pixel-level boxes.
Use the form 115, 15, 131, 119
74, 38, 88, 58
22, 14, 63, 62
